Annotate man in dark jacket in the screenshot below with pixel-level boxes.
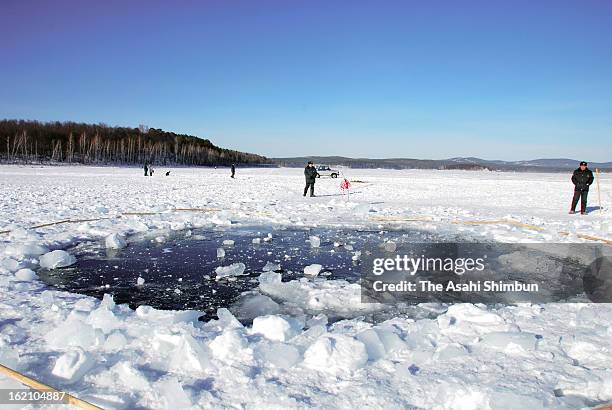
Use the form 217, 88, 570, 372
231, 164, 236, 178
304, 161, 319, 197
144, 162, 149, 176
570, 161, 594, 215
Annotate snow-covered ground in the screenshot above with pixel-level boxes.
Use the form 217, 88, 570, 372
1, 165, 611, 409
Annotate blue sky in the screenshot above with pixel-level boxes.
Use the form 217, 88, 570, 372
1, 0, 611, 160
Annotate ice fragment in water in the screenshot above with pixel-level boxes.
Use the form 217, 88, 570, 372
105, 233, 127, 249
215, 263, 247, 279
39, 250, 76, 269
309, 235, 321, 248
304, 264, 323, 276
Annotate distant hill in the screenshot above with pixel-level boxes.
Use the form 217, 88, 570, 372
273, 156, 612, 172
0, 119, 270, 166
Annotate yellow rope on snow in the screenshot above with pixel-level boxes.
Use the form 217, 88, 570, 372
0, 363, 103, 410
369, 216, 435, 223
0, 218, 113, 234
559, 231, 612, 245
451, 219, 545, 231
0, 208, 224, 234
173, 208, 222, 213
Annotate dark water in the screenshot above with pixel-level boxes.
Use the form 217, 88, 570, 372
38, 226, 603, 321
38, 226, 444, 319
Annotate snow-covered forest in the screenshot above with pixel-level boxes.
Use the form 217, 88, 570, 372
0, 120, 269, 166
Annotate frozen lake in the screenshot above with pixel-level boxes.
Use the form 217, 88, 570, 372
2, 165, 612, 409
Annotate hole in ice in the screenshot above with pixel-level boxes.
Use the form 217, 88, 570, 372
37, 226, 598, 323
37, 226, 447, 321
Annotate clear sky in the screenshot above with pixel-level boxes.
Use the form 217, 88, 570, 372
1, 0, 611, 161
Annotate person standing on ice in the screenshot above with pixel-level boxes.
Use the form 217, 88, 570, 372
304, 161, 319, 197
143, 162, 149, 176
231, 163, 236, 178
569, 161, 594, 215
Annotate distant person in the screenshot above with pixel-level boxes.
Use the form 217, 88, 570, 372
231, 164, 236, 178
149, 166, 154, 176
569, 161, 594, 215
144, 163, 149, 176
304, 161, 319, 197
165, 171, 171, 176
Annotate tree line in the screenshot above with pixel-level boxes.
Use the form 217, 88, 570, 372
0, 119, 269, 166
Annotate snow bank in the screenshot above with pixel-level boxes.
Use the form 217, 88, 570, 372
478, 331, 539, 354
303, 334, 368, 374
254, 342, 301, 369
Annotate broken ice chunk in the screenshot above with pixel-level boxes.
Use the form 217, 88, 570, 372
251, 315, 302, 342
51, 348, 95, 384
217, 248, 225, 258
39, 250, 76, 269
15, 268, 38, 281
262, 261, 281, 272
105, 233, 127, 250
309, 236, 321, 248
222, 239, 235, 246
215, 263, 247, 279
383, 241, 397, 252
304, 264, 323, 276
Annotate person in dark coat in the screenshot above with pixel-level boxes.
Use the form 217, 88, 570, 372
231, 164, 236, 178
144, 163, 149, 176
304, 161, 319, 197
570, 161, 594, 214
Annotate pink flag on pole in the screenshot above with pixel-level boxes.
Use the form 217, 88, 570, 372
340, 178, 351, 190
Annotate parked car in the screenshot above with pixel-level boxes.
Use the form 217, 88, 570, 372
316, 165, 340, 178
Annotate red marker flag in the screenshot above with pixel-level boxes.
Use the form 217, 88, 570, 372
340, 178, 351, 190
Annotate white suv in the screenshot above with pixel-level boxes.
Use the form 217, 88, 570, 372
316, 165, 340, 178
